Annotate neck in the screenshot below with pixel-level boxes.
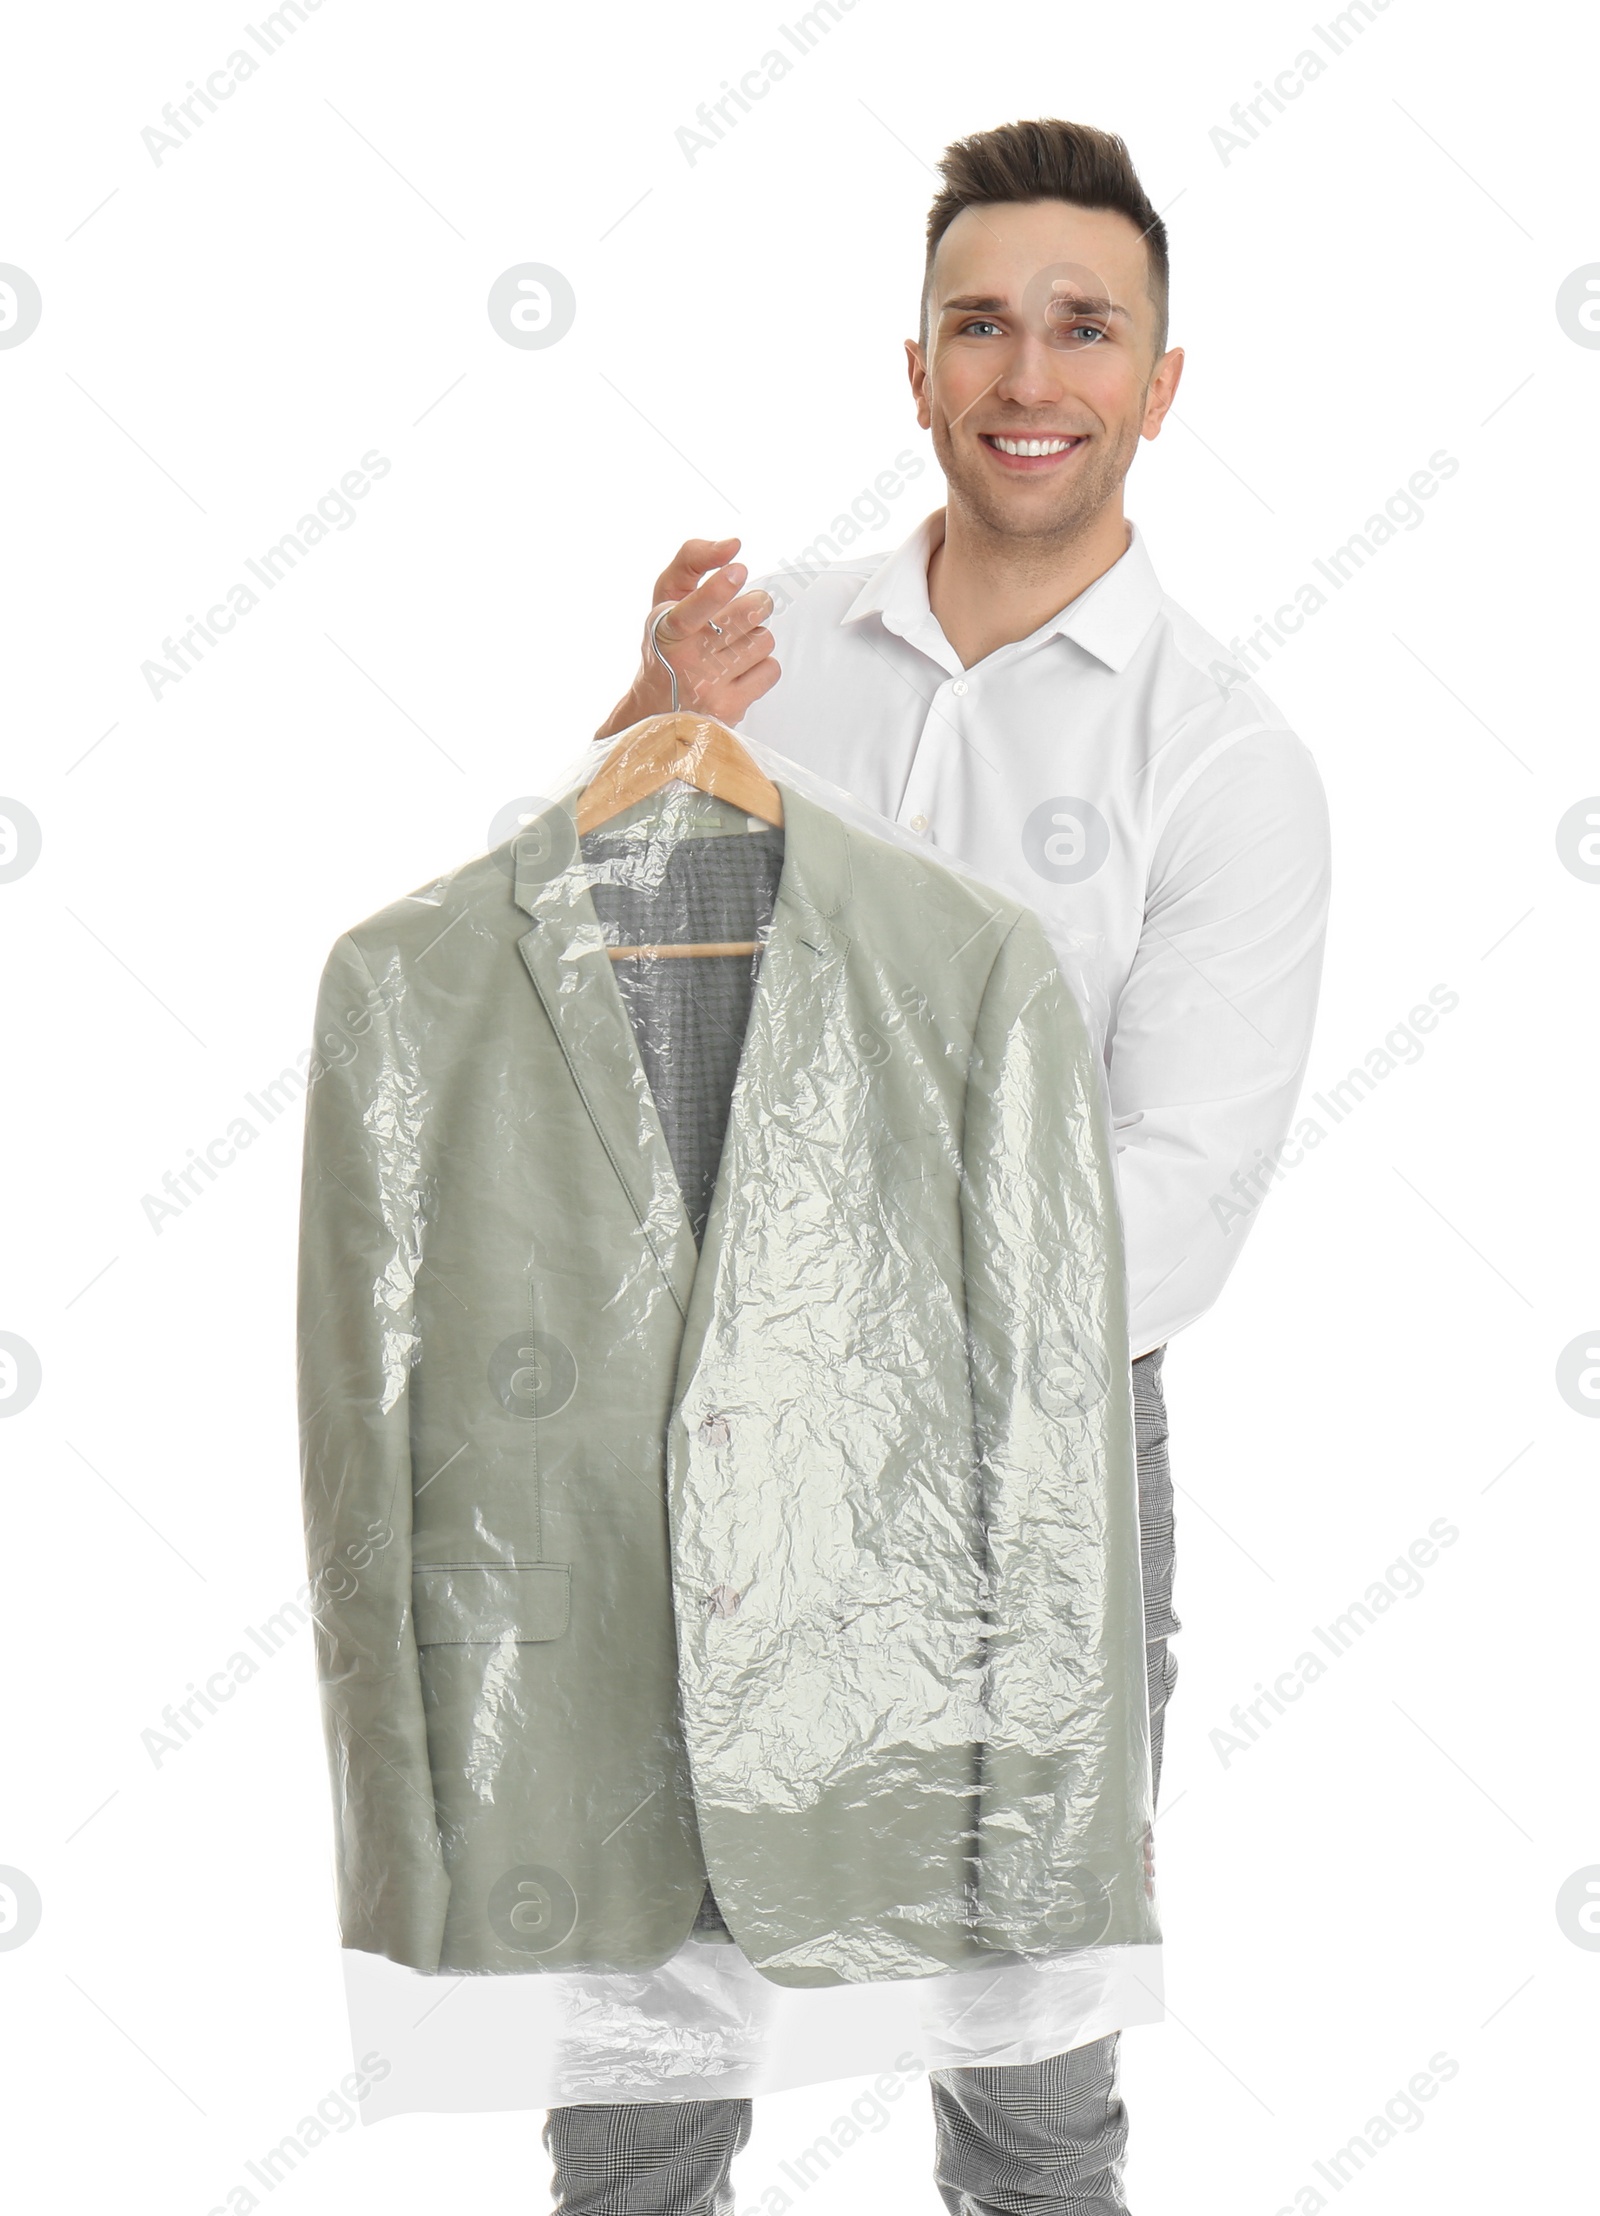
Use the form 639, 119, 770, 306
927, 497, 1131, 670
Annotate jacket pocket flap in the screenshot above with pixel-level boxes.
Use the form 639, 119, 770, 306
411, 1563, 570, 1645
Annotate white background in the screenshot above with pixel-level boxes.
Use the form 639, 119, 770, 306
2, 0, 1595, 2209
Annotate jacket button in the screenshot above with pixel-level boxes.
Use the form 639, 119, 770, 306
699, 1414, 730, 1447
707, 1583, 743, 1617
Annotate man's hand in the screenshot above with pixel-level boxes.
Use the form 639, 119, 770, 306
596, 536, 780, 741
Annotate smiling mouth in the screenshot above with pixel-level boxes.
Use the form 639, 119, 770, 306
979, 433, 1086, 466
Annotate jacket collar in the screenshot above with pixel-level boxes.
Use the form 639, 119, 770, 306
840, 505, 1164, 675
509, 768, 854, 1314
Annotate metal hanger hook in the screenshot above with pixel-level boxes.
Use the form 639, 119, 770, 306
650, 607, 681, 713
650, 604, 725, 717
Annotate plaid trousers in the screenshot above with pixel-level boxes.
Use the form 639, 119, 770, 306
543, 1347, 1178, 2216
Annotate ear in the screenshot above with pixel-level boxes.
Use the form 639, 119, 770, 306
905, 337, 932, 430
1140, 345, 1185, 439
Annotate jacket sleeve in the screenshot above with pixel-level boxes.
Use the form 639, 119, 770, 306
296, 931, 450, 1969
960, 908, 1158, 1955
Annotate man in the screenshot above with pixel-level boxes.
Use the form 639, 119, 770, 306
571, 118, 1331, 2214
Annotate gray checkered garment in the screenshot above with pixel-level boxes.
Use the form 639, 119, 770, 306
582, 823, 785, 1251
544, 1344, 1179, 2216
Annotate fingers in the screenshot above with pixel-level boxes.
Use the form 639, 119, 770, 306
719, 648, 782, 719
661, 599, 772, 681
707, 585, 773, 640
662, 558, 750, 639
654, 582, 771, 668
660, 616, 771, 700
652, 535, 740, 606
668, 624, 780, 715
629, 538, 779, 725
706, 620, 774, 679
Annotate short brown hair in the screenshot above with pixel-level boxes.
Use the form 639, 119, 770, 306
921, 118, 1169, 358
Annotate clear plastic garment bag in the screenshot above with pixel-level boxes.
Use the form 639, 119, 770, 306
296, 622, 1161, 2114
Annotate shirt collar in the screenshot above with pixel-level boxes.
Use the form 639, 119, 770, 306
842, 505, 1164, 675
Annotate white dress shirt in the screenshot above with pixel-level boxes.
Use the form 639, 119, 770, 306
743, 508, 1332, 1359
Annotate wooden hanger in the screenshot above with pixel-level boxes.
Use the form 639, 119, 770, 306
577, 609, 784, 960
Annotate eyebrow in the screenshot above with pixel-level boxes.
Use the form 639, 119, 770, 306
938, 291, 1132, 322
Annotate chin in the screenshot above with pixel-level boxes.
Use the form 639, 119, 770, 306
938, 439, 1112, 538
958, 475, 1092, 541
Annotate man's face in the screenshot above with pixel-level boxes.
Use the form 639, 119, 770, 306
907, 199, 1182, 545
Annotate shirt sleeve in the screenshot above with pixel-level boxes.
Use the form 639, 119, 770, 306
1109, 726, 1332, 1357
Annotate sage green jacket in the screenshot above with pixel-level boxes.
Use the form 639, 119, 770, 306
297, 771, 1157, 1985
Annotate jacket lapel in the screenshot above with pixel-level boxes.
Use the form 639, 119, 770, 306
511, 769, 854, 1326
669, 778, 854, 1410
512, 785, 700, 1313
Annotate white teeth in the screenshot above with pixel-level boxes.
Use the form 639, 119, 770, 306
990, 435, 1076, 456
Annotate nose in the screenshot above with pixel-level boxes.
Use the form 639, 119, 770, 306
990, 331, 1073, 410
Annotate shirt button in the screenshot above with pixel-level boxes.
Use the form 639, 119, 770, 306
699, 1414, 730, 1447
909, 812, 929, 832
952, 679, 968, 696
